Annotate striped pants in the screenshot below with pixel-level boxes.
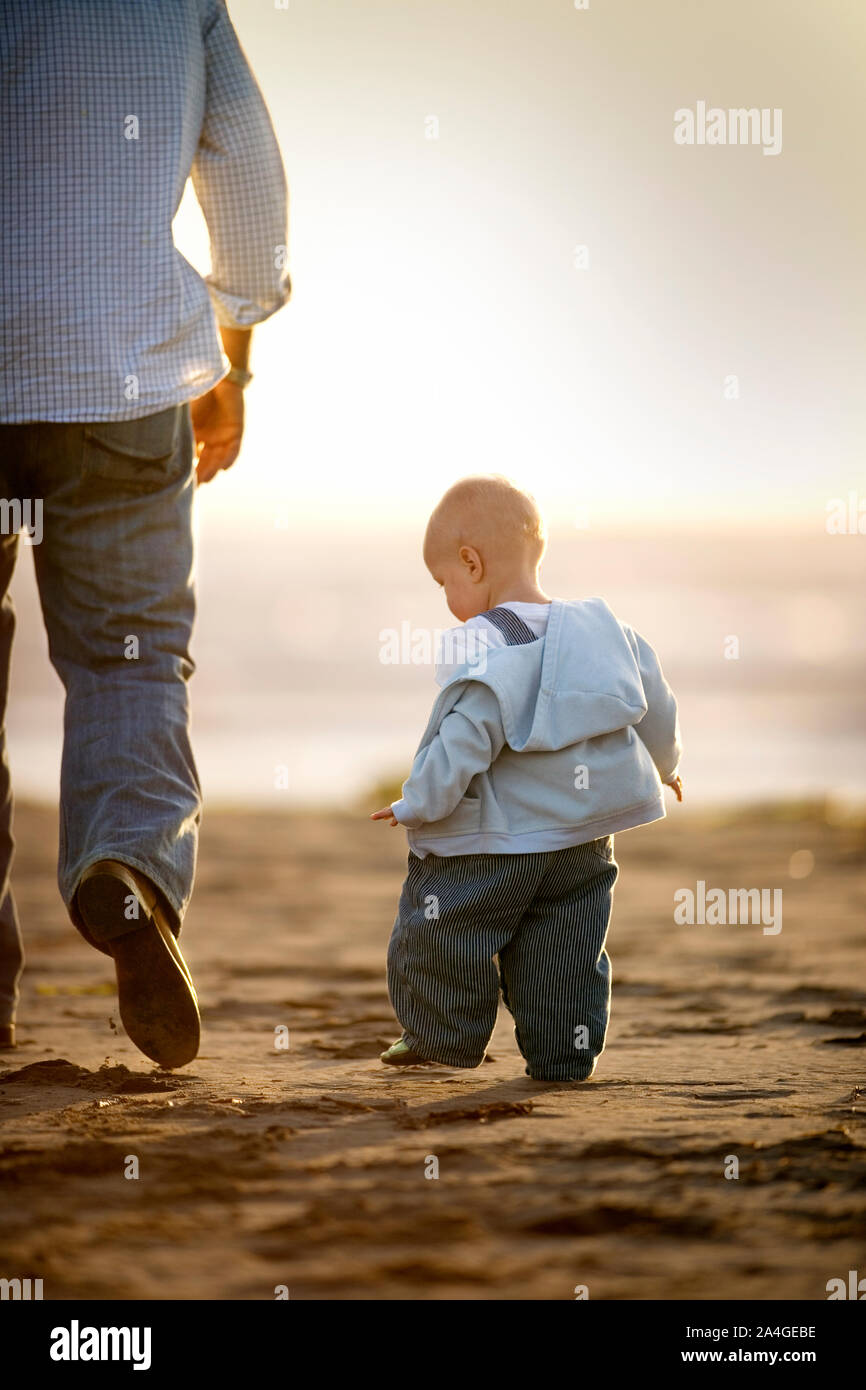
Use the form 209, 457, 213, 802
386, 838, 619, 1081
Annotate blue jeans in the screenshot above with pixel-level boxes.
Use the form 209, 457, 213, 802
0, 404, 201, 1025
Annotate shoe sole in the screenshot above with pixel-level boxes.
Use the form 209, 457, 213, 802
77, 864, 200, 1070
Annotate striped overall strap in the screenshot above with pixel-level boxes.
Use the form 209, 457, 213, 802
477, 606, 538, 646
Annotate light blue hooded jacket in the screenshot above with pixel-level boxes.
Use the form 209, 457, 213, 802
391, 597, 682, 857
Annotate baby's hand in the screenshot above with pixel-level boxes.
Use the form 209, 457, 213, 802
370, 805, 400, 827
664, 774, 683, 802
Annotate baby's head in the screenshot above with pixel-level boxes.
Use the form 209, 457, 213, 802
423, 475, 547, 621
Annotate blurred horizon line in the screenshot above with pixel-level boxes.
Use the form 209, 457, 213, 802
194, 512, 848, 538
12, 792, 866, 822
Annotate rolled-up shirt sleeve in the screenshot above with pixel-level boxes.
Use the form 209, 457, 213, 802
192, 0, 291, 328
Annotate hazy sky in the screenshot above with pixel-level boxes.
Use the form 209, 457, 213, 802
174, 0, 865, 531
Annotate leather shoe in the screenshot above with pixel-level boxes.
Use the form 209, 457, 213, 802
76, 860, 199, 1069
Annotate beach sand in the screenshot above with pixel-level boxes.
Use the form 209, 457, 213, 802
1, 799, 863, 1301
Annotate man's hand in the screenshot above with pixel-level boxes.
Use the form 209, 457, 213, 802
190, 379, 245, 484
370, 806, 400, 827
664, 774, 683, 802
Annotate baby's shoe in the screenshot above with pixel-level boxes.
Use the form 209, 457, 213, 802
380, 1038, 433, 1066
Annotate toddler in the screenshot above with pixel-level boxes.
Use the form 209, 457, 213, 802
372, 475, 682, 1082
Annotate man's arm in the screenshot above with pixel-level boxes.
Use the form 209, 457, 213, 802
191, 0, 291, 330
190, 325, 251, 483
389, 685, 507, 829
219, 326, 252, 374
190, 1, 290, 482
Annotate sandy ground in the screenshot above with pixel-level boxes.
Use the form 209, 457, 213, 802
0, 799, 864, 1301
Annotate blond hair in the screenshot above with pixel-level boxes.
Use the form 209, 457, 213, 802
424, 474, 547, 566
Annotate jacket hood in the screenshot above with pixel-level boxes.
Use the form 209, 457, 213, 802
442, 597, 649, 752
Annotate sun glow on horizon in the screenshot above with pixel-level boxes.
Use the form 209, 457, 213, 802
171, 0, 863, 536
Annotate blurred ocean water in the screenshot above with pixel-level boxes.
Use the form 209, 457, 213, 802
9, 517, 866, 810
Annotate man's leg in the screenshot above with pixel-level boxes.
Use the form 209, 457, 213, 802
26, 405, 201, 1066
386, 850, 544, 1067
498, 839, 619, 1082
28, 406, 201, 934
0, 519, 23, 1046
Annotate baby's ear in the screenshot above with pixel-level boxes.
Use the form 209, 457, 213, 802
458, 544, 484, 579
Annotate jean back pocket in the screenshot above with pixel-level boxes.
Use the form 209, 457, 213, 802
82, 405, 186, 489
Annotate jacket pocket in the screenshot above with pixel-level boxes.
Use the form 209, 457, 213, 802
436, 793, 483, 835
82, 405, 186, 489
